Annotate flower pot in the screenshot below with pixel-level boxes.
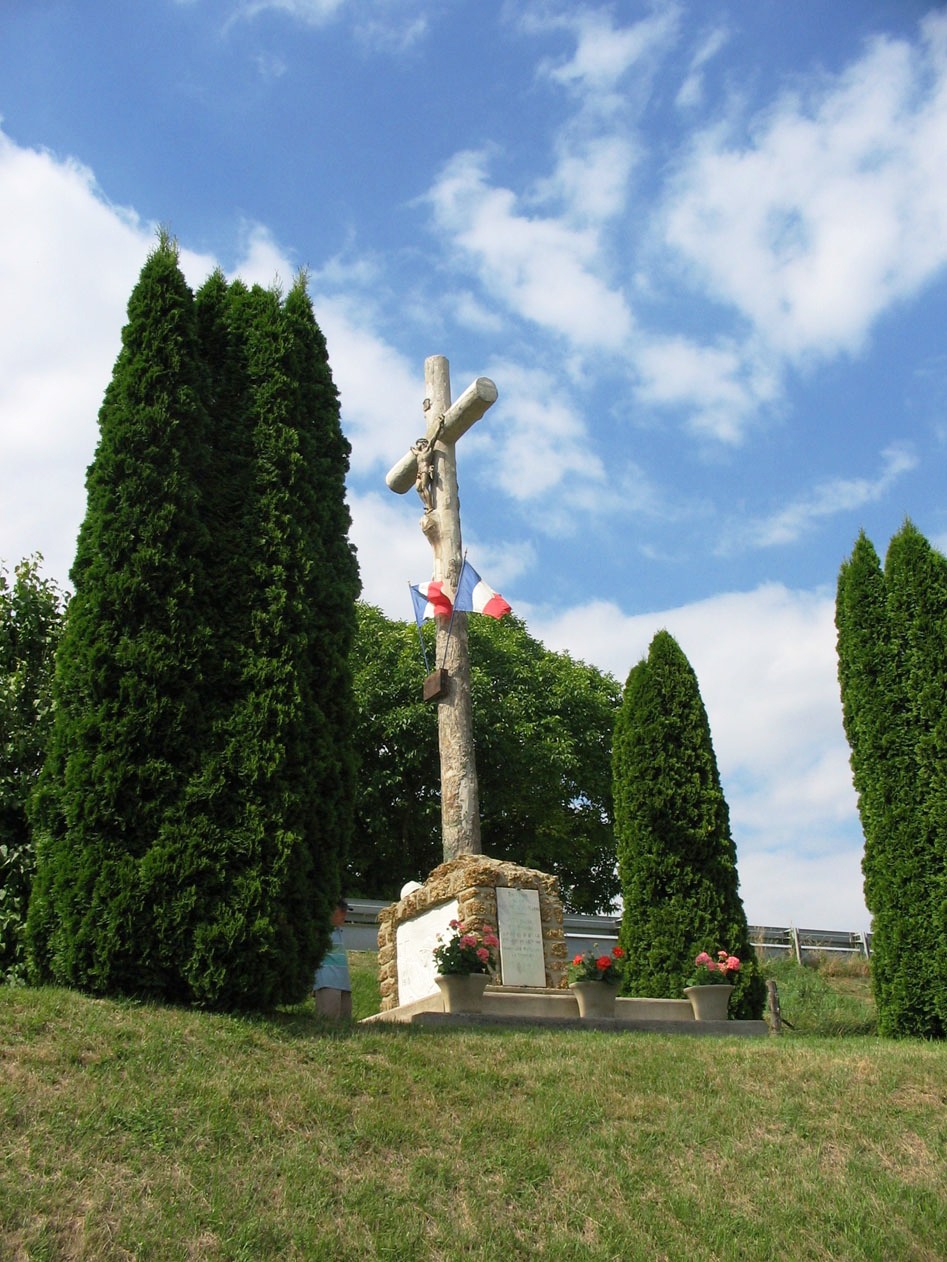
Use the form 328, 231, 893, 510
684, 984, 733, 1021
569, 981, 617, 1020
435, 972, 490, 1014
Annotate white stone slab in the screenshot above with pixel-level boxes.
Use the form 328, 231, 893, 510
395, 899, 459, 1005
496, 886, 546, 987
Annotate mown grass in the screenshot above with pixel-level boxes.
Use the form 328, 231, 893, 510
3, 954, 945, 1261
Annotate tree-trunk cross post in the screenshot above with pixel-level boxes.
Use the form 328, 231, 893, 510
386, 355, 498, 862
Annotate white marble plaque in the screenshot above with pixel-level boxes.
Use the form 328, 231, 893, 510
395, 899, 459, 1005
496, 886, 546, 987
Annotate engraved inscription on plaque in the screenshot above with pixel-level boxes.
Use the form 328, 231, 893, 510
496, 886, 546, 987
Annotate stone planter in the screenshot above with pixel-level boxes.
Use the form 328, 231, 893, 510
435, 972, 490, 1013
684, 983, 733, 1021
569, 981, 617, 1020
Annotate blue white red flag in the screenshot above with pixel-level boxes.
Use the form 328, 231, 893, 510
454, 560, 512, 619
409, 580, 453, 625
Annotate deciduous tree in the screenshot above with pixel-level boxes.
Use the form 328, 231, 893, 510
348, 607, 621, 912
0, 558, 65, 981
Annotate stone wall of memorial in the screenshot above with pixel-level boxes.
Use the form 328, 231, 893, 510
376, 854, 568, 1011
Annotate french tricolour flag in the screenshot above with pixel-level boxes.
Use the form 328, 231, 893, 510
409, 580, 453, 624
454, 560, 512, 619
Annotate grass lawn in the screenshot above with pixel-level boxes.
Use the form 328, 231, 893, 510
3, 955, 945, 1261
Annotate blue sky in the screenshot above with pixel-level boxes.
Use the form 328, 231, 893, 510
3, 0, 947, 930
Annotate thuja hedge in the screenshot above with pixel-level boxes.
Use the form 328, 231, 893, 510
837, 523, 947, 1038
27, 236, 359, 1010
613, 630, 765, 1020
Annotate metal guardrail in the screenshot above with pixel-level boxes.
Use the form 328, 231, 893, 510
343, 900, 872, 960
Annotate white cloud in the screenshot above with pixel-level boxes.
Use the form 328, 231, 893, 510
468, 359, 605, 502
229, 0, 430, 48
728, 444, 918, 550
534, 133, 638, 225
675, 25, 729, 111
314, 294, 424, 475
634, 333, 780, 443
0, 128, 154, 581
233, 0, 345, 26
661, 14, 947, 361
533, 4, 681, 112
426, 149, 634, 349
530, 582, 868, 928
0, 124, 422, 592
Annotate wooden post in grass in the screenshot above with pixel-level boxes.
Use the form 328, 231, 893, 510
386, 356, 498, 862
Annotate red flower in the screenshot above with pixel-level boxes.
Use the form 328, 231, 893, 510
612, 946, 625, 958
573, 954, 585, 967
596, 956, 612, 971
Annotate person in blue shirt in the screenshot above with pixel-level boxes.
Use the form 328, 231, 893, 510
313, 899, 352, 1018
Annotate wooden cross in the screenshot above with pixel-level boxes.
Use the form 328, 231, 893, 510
386, 355, 498, 862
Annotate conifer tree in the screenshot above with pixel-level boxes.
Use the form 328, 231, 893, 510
28, 233, 214, 995
28, 244, 359, 1009
838, 523, 947, 1037
614, 630, 763, 1019
835, 532, 903, 1028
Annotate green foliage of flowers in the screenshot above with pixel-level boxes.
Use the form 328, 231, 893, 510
567, 944, 625, 984
689, 949, 741, 986
432, 920, 500, 975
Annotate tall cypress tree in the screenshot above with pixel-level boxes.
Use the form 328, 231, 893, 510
28, 247, 359, 1009
836, 532, 904, 1029
614, 630, 763, 1019
837, 522, 947, 1038
28, 233, 214, 994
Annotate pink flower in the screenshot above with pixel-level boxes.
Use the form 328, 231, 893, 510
725, 956, 741, 971
476, 947, 489, 963
459, 934, 477, 949
695, 952, 712, 966
449, 920, 459, 930
717, 950, 728, 960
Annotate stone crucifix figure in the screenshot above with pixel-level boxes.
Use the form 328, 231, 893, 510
386, 355, 498, 862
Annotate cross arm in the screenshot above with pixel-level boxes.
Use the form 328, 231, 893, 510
385, 376, 498, 494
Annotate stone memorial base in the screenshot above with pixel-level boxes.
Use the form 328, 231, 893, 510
377, 854, 567, 1011
372, 854, 768, 1037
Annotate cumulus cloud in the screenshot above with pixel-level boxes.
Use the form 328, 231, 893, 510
531, 3, 681, 113
0, 129, 153, 580
634, 333, 780, 443
426, 149, 633, 349
311, 293, 423, 476
0, 125, 425, 595
467, 359, 605, 502
661, 13, 947, 361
